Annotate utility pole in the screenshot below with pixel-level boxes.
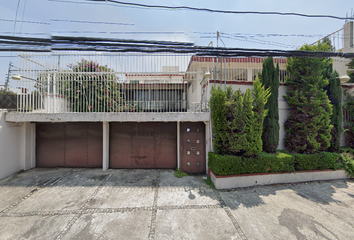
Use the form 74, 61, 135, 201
217, 31, 219, 48
4, 62, 13, 93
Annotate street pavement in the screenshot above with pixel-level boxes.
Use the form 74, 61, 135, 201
0, 168, 353, 239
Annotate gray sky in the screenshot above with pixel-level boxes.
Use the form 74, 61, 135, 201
1, 0, 353, 87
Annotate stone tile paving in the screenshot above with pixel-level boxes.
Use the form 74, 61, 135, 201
0, 168, 353, 239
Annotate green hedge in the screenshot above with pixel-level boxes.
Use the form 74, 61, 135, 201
209, 151, 339, 176
294, 152, 339, 171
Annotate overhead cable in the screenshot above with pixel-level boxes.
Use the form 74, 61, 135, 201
1, 35, 354, 58
50, 19, 134, 25
81, 0, 354, 20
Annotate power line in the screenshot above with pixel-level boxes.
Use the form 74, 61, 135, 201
220, 33, 299, 49
72, 0, 354, 21
19, 0, 28, 35
0, 35, 354, 58
0, 18, 49, 25
50, 19, 134, 26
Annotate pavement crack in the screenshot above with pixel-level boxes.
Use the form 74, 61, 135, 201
0, 170, 74, 215
213, 189, 248, 240
55, 172, 113, 240
148, 171, 160, 240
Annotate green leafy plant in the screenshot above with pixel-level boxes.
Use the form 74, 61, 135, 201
324, 72, 342, 152
209, 78, 270, 156
208, 151, 341, 176
344, 93, 354, 148
284, 43, 333, 153
260, 57, 280, 153
339, 153, 354, 177
58, 59, 135, 112
204, 177, 215, 189
0, 89, 17, 95
209, 85, 228, 154
346, 58, 354, 83
174, 168, 188, 178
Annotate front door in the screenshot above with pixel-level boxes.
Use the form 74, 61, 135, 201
180, 122, 206, 174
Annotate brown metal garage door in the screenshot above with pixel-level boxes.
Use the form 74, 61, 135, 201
110, 122, 177, 169
36, 123, 102, 167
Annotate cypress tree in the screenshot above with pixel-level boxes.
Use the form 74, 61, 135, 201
284, 43, 333, 153
324, 69, 342, 152
260, 57, 279, 153
209, 85, 227, 155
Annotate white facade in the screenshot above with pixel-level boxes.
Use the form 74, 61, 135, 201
0, 109, 35, 180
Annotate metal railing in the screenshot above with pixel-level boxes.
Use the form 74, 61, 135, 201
16, 72, 190, 113
18, 51, 354, 114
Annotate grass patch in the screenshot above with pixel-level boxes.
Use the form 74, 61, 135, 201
204, 177, 215, 189
174, 168, 188, 178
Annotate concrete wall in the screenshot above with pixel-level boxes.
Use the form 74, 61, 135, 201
0, 109, 35, 180
343, 21, 354, 53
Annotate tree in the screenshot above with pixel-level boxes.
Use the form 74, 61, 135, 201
284, 43, 333, 153
59, 58, 133, 112
321, 37, 335, 52
344, 93, 354, 148
260, 57, 279, 153
209, 85, 228, 155
209, 78, 270, 156
323, 63, 342, 152
347, 58, 354, 83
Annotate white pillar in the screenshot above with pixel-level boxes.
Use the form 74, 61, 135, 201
177, 121, 180, 169
247, 67, 253, 82
22, 122, 36, 170
103, 122, 109, 171
53, 72, 56, 113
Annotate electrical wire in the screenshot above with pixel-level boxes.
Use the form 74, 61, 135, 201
0, 18, 49, 25
49, 0, 354, 21
0, 34, 353, 58
19, 0, 28, 35
50, 19, 134, 25
220, 33, 299, 49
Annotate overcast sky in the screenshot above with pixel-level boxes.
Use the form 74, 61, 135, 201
0, 0, 353, 87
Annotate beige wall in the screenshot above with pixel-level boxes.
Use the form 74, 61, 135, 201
0, 110, 35, 180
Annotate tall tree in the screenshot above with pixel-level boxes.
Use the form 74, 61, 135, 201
347, 58, 354, 83
324, 72, 342, 152
284, 43, 333, 153
260, 57, 279, 153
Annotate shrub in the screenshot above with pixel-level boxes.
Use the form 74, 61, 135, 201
208, 152, 295, 176
339, 153, 354, 177
208, 151, 340, 176
260, 57, 280, 153
209, 79, 270, 156
208, 152, 242, 176
293, 152, 339, 171
284, 43, 333, 153
324, 72, 342, 152
258, 152, 295, 173
209, 86, 227, 154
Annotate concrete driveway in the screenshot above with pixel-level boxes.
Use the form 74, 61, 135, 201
0, 168, 353, 240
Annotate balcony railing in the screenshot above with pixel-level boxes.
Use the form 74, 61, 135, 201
15, 72, 193, 113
